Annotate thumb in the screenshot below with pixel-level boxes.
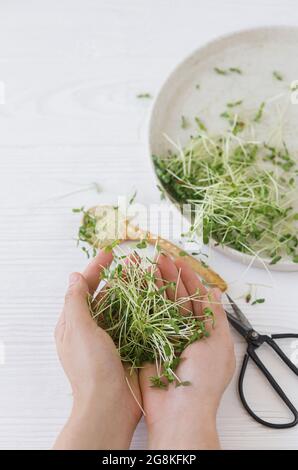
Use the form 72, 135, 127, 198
63, 272, 93, 326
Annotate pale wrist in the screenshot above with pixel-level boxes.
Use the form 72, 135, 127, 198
54, 390, 136, 450
147, 412, 220, 450
72, 393, 136, 449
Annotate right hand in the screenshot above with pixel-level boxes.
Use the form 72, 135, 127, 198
139, 254, 236, 450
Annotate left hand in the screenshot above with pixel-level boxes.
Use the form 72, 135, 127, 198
53, 250, 142, 450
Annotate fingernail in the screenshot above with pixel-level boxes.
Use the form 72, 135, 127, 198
69, 272, 80, 286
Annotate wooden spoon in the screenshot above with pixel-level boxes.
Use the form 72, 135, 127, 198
86, 205, 227, 291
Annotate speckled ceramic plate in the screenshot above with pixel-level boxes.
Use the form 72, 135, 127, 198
148, 26, 298, 271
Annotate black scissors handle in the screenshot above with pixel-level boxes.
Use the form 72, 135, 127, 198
239, 334, 298, 429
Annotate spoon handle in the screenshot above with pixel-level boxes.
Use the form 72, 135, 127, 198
127, 223, 227, 291
152, 236, 227, 291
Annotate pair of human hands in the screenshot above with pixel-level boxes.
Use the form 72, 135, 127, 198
53, 250, 235, 450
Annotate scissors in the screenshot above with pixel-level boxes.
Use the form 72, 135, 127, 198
225, 294, 298, 429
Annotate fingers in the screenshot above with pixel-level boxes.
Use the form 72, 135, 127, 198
201, 289, 235, 376
153, 266, 164, 291
157, 254, 192, 315
54, 309, 66, 344
139, 362, 161, 393
83, 250, 113, 295
175, 258, 207, 317
55, 272, 92, 346
201, 288, 228, 334
63, 272, 92, 327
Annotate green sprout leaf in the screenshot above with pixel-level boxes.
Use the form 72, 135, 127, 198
104, 239, 121, 253
137, 93, 152, 99
270, 255, 282, 265
150, 376, 168, 389
214, 67, 242, 75
179, 250, 188, 257
227, 100, 243, 108
229, 67, 242, 74
176, 380, 191, 388
251, 298, 265, 305
181, 115, 190, 129
273, 71, 283, 81
253, 102, 266, 123
129, 190, 137, 205
195, 117, 207, 132
72, 206, 84, 213
136, 239, 148, 249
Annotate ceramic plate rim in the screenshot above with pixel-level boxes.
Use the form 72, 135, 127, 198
147, 25, 298, 272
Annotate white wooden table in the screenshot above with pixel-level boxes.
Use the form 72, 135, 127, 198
0, 0, 297, 450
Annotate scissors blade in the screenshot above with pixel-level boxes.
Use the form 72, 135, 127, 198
225, 293, 254, 337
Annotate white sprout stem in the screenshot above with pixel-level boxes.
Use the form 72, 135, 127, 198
125, 377, 146, 416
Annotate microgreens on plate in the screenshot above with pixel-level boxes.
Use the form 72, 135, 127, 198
153, 108, 298, 265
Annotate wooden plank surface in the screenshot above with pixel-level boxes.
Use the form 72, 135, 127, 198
0, 0, 297, 450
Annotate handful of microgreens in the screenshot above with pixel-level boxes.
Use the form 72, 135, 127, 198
89, 251, 213, 389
